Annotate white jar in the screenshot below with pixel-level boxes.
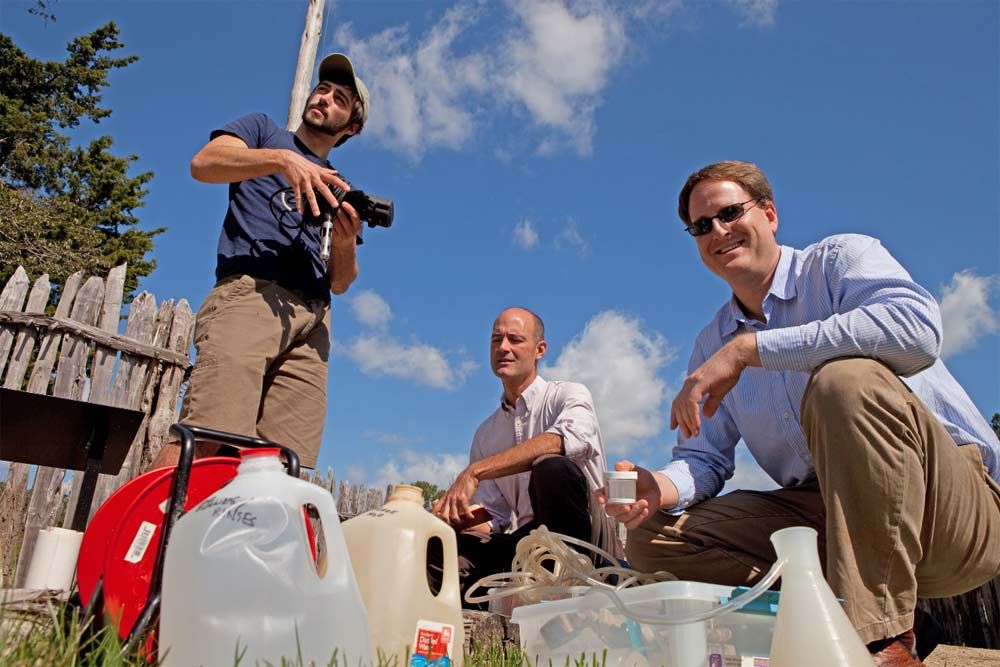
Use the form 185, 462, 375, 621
603, 470, 638, 504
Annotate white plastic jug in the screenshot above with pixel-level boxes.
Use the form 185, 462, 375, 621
769, 526, 875, 666
158, 448, 373, 667
342, 484, 465, 667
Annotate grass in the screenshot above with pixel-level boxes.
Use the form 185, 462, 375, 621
0, 601, 609, 667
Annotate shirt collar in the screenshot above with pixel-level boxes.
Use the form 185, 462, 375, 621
500, 375, 547, 413
719, 245, 796, 336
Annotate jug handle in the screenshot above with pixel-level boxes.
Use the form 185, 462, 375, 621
290, 482, 342, 580
426, 525, 460, 601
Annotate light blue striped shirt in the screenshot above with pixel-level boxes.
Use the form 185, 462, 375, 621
661, 234, 1000, 509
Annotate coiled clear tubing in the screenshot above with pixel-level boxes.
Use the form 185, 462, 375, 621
466, 526, 784, 626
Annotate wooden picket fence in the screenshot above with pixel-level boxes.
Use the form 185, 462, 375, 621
0, 264, 195, 586
0, 265, 399, 587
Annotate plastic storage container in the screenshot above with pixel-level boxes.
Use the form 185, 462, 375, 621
158, 448, 372, 667
512, 580, 775, 667
342, 484, 465, 666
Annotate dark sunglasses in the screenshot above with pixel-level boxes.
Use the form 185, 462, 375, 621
685, 196, 764, 237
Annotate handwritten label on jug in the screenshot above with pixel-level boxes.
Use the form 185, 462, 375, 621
125, 521, 157, 563
365, 509, 399, 519
410, 619, 453, 667
195, 496, 259, 527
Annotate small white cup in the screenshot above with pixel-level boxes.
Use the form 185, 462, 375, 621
603, 470, 638, 504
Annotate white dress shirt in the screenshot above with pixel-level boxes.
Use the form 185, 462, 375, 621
470, 375, 622, 557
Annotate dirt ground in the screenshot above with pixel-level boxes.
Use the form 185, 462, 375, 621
926, 645, 1000, 666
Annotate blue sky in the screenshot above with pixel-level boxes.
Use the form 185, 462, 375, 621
4, 0, 998, 493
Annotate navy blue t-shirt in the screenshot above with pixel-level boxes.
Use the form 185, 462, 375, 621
212, 113, 331, 301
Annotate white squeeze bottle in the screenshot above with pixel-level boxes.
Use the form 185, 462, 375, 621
159, 448, 372, 667
342, 484, 465, 667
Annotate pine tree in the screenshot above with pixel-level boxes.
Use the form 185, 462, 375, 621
0, 21, 160, 299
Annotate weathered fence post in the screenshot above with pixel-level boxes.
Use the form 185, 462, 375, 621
14, 275, 105, 585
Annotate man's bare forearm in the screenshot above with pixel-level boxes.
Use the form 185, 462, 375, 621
328, 241, 358, 294
190, 142, 289, 184
470, 432, 564, 481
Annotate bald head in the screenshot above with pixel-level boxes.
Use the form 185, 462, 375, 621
494, 307, 545, 344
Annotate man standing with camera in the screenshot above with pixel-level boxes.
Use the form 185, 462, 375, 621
599, 161, 1000, 666
151, 54, 370, 470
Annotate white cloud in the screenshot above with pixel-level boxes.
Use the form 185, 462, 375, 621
338, 335, 477, 389
541, 311, 675, 455
939, 270, 1000, 358
513, 219, 540, 249
350, 289, 393, 329
728, 0, 778, 27
500, 0, 627, 156
336, 5, 490, 159
344, 464, 368, 484
362, 429, 421, 446
556, 219, 590, 258
374, 449, 468, 489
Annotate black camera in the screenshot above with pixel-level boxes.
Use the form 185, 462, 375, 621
304, 185, 394, 230
302, 184, 393, 260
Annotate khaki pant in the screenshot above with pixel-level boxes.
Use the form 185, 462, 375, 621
626, 358, 1000, 644
179, 275, 330, 468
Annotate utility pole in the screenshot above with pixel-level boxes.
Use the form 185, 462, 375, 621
286, 0, 327, 131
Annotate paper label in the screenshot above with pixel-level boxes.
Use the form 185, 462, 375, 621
409, 619, 453, 667
125, 521, 157, 563
740, 658, 769, 667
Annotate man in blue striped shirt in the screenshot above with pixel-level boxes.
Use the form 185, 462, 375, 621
599, 161, 1000, 666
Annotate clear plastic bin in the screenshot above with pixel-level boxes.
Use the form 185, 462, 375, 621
511, 581, 776, 667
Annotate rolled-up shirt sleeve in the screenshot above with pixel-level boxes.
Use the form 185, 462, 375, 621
756, 235, 942, 377
470, 428, 513, 532
544, 384, 601, 462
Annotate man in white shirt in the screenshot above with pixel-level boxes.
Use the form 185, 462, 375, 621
434, 307, 619, 604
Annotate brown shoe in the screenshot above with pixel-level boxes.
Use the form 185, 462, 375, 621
869, 629, 923, 666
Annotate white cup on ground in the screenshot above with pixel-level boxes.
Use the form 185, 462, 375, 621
603, 470, 638, 504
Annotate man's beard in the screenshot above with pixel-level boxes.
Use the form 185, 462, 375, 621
301, 107, 352, 138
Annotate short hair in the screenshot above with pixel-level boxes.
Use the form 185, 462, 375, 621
678, 160, 774, 225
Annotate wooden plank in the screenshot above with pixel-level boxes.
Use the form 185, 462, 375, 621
108, 293, 157, 410
141, 300, 194, 471
923, 577, 1000, 649
0, 313, 190, 367
0, 271, 45, 577
87, 263, 127, 406
337, 480, 350, 515
51, 276, 104, 400
354, 484, 368, 514
0, 267, 31, 380
24, 271, 83, 396
3, 274, 51, 391
0, 463, 30, 583
15, 275, 105, 587
72, 293, 161, 521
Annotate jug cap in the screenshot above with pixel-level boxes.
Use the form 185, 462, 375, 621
240, 447, 282, 459
388, 484, 424, 504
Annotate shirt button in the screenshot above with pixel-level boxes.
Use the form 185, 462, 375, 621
783, 411, 791, 420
